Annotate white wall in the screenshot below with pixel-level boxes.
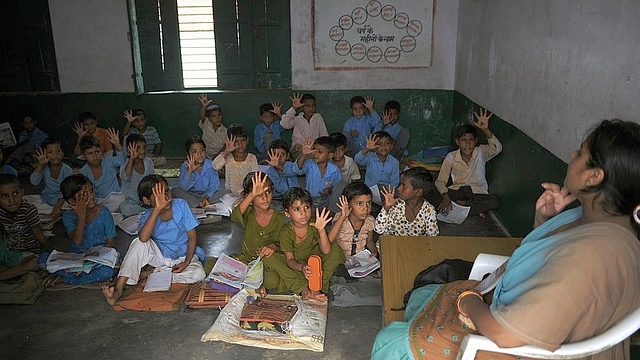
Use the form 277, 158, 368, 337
48, 0, 134, 93
455, 0, 640, 162
291, 0, 458, 90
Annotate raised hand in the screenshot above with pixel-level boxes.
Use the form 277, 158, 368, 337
106, 128, 120, 145
265, 148, 280, 167
198, 94, 212, 108
534, 183, 576, 227
364, 96, 375, 112
301, 138, 314, 156
381, 110, 393, 125
381, 185, 397, 210
311, 207, 332, 231
251, 171, 269, 197
126, 141, 136, 158
473, 108, 492, 129
123, 110, 136, 123
186, 154, 198, 174
34, 148, 49, 166
224, 135, 237, 154
270, 101, 282, 117
73, 122, 87, 138
290, 92, 303, 109
337, 195, 351, 218
69, 190, 90, 216
153, 182, 170, 210
365, 134, 380, 151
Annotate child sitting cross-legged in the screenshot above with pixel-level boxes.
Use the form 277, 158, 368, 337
263, 139, 299, 200
354, 131, 400, 191
122, 109, 167, 167
120, 134, 154, 217
328, 182, 377, 259
73, 112, 113, 157
197, 94, 227, 159
293, 136, 342, 211
212, 124, 258, 195
38, 174, 117, 285
343, 96, 381, 156
329, 132, 361, 185
374, 167, 439, 236
262, 188, 345, 301
253, 102, 284, 163
102, 174, 206, 306
27, 138, 73, 219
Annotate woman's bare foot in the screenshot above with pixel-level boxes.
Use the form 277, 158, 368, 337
101, 283, 123, 306
301, 287, 328, 302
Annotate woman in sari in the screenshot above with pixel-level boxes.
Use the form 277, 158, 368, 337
372, 119, 640, 360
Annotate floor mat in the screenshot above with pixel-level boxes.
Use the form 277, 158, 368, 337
201, 289, 328, 352
113, 279, 190, 311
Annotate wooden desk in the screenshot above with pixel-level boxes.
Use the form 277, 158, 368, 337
380, 235, 522, 325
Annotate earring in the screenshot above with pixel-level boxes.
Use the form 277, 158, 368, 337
633, 205, 640, 225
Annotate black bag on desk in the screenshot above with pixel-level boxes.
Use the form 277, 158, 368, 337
398, 259, 473, 310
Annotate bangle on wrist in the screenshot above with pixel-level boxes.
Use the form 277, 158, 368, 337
456, 290, 483, 317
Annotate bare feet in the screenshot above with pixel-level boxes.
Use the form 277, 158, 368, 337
101, 283, 123, 306
301, 287, 328, 302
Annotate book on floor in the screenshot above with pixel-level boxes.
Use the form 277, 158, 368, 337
117, 214, 140, 235
436, 201, 471, 224
143, 270, 172, 292
207, 253, 263, 292
344, 249, 381, 278
45, 247, 118, 273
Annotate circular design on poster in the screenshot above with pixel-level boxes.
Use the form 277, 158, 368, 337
406, 20, 422, 37
351, 7, 368, 25
380, 5, 396, 21
367, 46, 382, 62
384, 46, 400, 63
339, 15, 353, 30
335, 40, 351, 56
400, 36, 416, 52
366, 1, 382, 17
329, 26, 344, 41
351, 43, 367, 60
394, 13, 409, 29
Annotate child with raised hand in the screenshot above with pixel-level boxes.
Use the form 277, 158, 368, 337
263, 139, 299, 199
374, 167, 439, 236
280, 92, 328, 159
102, 174, 206, 306
329, 132, 361, 184
73, 111, 113, 157
0, 174, 51, 280
7, 114, 48, 174
435, 108, 502, 218
197, 94, 227, 158
38, 174, 117, 285
293, 136, 341, 211
253, 102, 284, 162
328, 183, 377, 258
373, 101, 410, 160
78, 129, 127, 212
343, 96, 381, 156
122, 109, 166, 167
354, 131, 400, 189
120, 134, 154, 217
27, 138, 73, 219
212, 124, 258, 194
264, 188, 344, 301
172, 135, 222, 208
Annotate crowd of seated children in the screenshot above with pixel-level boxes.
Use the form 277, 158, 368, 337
102, 174, 206, 305
293, 136, 342, 212
26, 138, 73, 218
37, 174, 117, 285
343, 96, 381, 156
0, 174, 51, 280
328, 182, 377, 259
280, 93, 328, 159
120, 134, 155, 217
374, 167, 439, 236
212, 124, 258, 195
122, 109, 166, 167
263, 139, 299, 199
78, 130, 127, 213
435, 108, 502, 218
329, 132, 361, 184
262, 187, 344, 302
74, 112, 113, 157
172, 136, 221, 208
198, 94, 227, 159
7, 114, 48, 174
374, 101, 410, 160
253, 102, 284, 163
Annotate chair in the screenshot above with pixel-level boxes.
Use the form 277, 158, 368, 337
456, 253, 640, 360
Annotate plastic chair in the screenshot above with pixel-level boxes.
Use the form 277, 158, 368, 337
456, 253, 640, 360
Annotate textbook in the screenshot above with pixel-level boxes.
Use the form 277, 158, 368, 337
45, 247, 118, 273
143, 270, 172, 292
344, 250, 381, 278
117, 214, 140, 236
207, 253, 263, 292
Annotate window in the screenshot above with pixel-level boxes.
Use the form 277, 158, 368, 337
129, 0, 291, 93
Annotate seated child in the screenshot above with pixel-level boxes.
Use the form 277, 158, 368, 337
253, 102, 284, 162
373, 100, 410, 160
102, 174, 206, 305
328, 182, 377, 259
74, 111, 114, 157
0, 174, 51, 280
329, 132, 361, 184
27, 138, 73, 218
435, 108, 502, 218
198, 94, 227, 158
354, 131, 400, 193
0, 148, 18, 176
123, 109, 167, 167
78, 131, 127, 212
293, 136, 341, 211
7, 114, 48, 174
263, 139, 299, 198
172, 135, 221, 208
262, 188, 344, 301
212, 124, 258, 194
343, 96, 381, 155
280, 93, 328, 159
120, 134, 155, 217
374, 167, 439, 236
38, 174, 117, 285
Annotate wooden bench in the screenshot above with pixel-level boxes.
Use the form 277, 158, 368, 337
380, 235, 522, 325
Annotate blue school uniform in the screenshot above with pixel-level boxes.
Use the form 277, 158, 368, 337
354, 151, 400, 188
343, 112, 381, 151
254, 121, 285, 153
176, 158, 219, 199
2, 165, 18, 177
30, 163, 73, 206
62, 206, 116, 253
264, 161, 299, 197
294, 159, 341, 198
138, 198, 205, 263
79, 150, 127, 198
